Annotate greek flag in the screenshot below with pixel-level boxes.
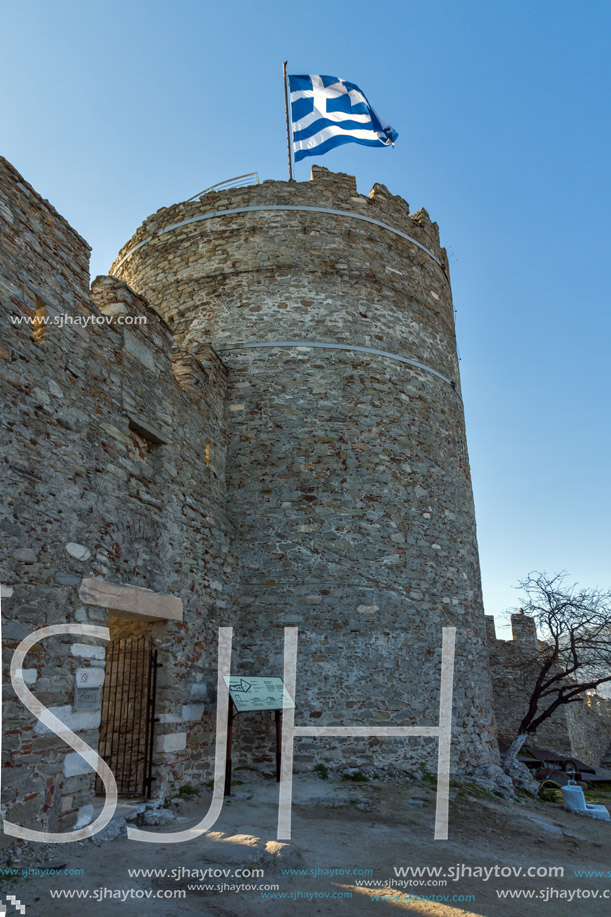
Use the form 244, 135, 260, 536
288, 74, 398, 163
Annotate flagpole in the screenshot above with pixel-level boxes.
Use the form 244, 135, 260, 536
283, 61, 294, 181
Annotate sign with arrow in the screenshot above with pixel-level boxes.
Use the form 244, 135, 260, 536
223, 676, 295, 712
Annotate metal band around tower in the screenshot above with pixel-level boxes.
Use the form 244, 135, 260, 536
213, 340, 460, 396
111, 205, 448, 278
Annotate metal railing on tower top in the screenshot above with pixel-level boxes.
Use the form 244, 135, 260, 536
183, 173, 260, 203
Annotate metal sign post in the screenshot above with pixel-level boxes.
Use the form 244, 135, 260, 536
224, 699, 235, 798
275, 709, 282, 782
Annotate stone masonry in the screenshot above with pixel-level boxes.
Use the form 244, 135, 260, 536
0, 154, 525, 835
111, 166, 499, 776
0, 156, 234, 833
486, 613, 611, 766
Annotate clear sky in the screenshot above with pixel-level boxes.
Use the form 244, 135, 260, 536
2, 0, 609, 635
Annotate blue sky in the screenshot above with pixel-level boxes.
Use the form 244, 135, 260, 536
2, 0, 609, 634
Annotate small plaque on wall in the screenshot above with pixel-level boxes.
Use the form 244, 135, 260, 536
74, 686, 101, 712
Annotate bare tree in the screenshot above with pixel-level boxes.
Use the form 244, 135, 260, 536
504, 572, 611, 768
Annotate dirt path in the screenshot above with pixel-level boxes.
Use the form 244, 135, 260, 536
3, 776, 610, 916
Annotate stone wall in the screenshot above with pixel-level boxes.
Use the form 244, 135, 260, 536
1, 154, 509, 837
0, 156, 234, 833
486, 613, 611, 766
566, 694, 611, 766
112, 166, 499, 775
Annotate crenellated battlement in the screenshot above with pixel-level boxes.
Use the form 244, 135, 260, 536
111, 166, 448, 275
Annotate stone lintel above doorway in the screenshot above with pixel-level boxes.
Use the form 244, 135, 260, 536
79, 578, 183, 622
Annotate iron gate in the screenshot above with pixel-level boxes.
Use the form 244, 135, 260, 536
96, 636, 159, 797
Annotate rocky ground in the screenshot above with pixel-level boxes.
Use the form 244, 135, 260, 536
1, 773, 610, 916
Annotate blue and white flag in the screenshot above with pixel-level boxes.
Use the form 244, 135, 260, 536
288, 74, 398, 163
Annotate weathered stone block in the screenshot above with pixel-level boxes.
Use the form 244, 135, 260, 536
182, 704, 205, 722
155, 732, 187, 753
63, 751, 94, 777
79, 578, 183, 621
71, 643, 105, 660
13, 548, 37, 564
34, 705, 101, 736
65, 543, 91, 561
189, 683, 208, 702
53, 572, 82, 586
124, 331, 157, 370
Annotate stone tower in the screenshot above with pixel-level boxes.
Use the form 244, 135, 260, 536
111, 166, 498, 774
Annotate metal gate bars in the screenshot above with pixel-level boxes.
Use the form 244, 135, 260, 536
96, 635, 159, 797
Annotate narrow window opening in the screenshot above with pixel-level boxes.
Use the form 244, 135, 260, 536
126, 413, 168, 480
32, 296, 47, 342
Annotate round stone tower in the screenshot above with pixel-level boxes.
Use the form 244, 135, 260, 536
111, 166, 498, 774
